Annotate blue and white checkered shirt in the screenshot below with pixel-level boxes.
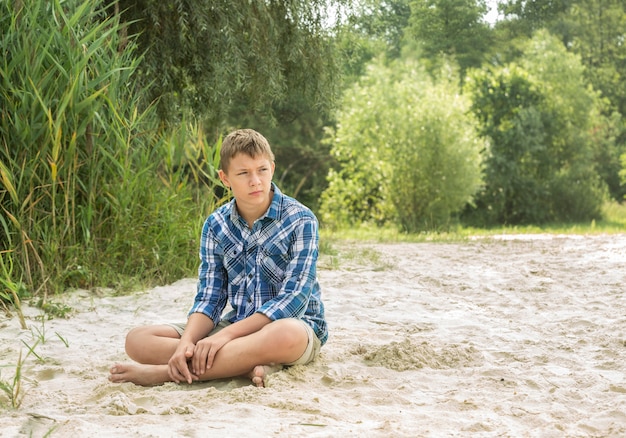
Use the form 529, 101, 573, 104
189, 183, 328, 345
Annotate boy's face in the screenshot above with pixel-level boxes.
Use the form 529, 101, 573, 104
219, 153, 275, 212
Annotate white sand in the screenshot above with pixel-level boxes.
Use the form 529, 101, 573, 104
1, 234, 625, 437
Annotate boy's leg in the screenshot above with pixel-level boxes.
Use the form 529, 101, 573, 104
124, 324, 181, 365
110, 318, 311, 386
283, 320, 321, 366
250, 320, 321, 387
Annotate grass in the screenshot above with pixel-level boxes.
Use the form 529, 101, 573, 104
0, 306, 69, 410
320, 200, 626, 245
318, 200, 626, 270
318, 243, 394, 271
0, 341, 43, 409
0, 350, 25, 409
0, 252, 27, 329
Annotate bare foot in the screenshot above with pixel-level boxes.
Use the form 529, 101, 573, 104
108, 363, 171, 386
248, 364, 283, 388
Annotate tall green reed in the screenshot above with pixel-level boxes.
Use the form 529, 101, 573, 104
0, 250, 27, 329
0, 0, 224, 302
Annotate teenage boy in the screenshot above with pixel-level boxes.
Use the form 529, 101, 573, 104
109, 129, 327, 387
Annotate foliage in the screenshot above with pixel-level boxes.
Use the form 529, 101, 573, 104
319, 61, 397, 228
589, 110, 625, 202
408, 0, 492, 76
498, 0, 573, 37
320, 59, 484, 231
0, 0, 220, 300
565, 0, 626, 200
566, 0, 626, 112
620, 152, 626, 198
116, 0, 341, 130
333, 0, 412, 79
494, 0, 626, 201
301, 0, 413, 211
464, 30, 607, 226
0, 251, 27, 329
110, 1, 348, 213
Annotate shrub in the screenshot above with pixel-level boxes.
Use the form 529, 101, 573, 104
320, 59, 484, 231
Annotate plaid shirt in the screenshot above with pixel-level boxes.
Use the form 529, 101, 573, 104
189, 183, 328, 345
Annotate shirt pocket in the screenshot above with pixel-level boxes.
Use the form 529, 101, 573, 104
216, 243, 245, 287
259, 240, 290, 286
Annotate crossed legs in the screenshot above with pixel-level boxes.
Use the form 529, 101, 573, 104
109, 318, 309, 387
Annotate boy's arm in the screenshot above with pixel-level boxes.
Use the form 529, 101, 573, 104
256, 215, 319, 321
188, 217, 229, 325
172, 217, 228, 382
180, 312, 216, 343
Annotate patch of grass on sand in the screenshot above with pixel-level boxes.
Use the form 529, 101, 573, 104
0, 350, 26, 409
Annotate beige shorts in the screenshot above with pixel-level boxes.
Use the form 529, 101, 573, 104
167, 318, 321, 366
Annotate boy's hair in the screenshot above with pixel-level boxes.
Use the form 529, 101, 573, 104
220, 129, 275, 172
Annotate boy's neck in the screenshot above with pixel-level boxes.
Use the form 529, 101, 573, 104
236, 192, 273, 229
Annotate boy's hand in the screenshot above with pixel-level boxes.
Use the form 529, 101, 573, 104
192, 333, 232, 376
168, 341, 197, 384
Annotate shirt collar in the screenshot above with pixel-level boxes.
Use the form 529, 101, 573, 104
265, 182, 282, 220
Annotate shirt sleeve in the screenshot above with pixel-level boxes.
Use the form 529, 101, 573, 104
256, 214, 318, 321
188, 216, 228, 324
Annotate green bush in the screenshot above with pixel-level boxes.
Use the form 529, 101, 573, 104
320, 59, 484, 231
389, 76, 485, 231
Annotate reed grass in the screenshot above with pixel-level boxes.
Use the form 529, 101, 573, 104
0, 251, 27, 329
0, 0, 225, 308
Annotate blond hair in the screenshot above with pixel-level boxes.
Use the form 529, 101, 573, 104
220, 129, 275, 172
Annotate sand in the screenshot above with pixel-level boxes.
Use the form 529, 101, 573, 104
1, 233, 625, 437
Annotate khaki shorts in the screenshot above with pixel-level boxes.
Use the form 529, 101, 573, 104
167, 318, 321, 366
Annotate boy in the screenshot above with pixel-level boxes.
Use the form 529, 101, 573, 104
109, 129, 327, 387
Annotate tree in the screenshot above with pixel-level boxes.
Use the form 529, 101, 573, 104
464, 30, 606, 225
320, 59, 484, 231
565, 0, 626, 200
498, 0, 574, 36
115, 0, 341, 131
408, 0, 492, 76
619, 154, 626, 199
335, 0, 412, 72
493, 0, 626, 201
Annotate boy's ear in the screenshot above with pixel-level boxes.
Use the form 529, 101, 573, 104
218, 169, 230, 188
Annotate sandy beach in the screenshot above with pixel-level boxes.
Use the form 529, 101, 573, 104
1, 234, 625, 437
